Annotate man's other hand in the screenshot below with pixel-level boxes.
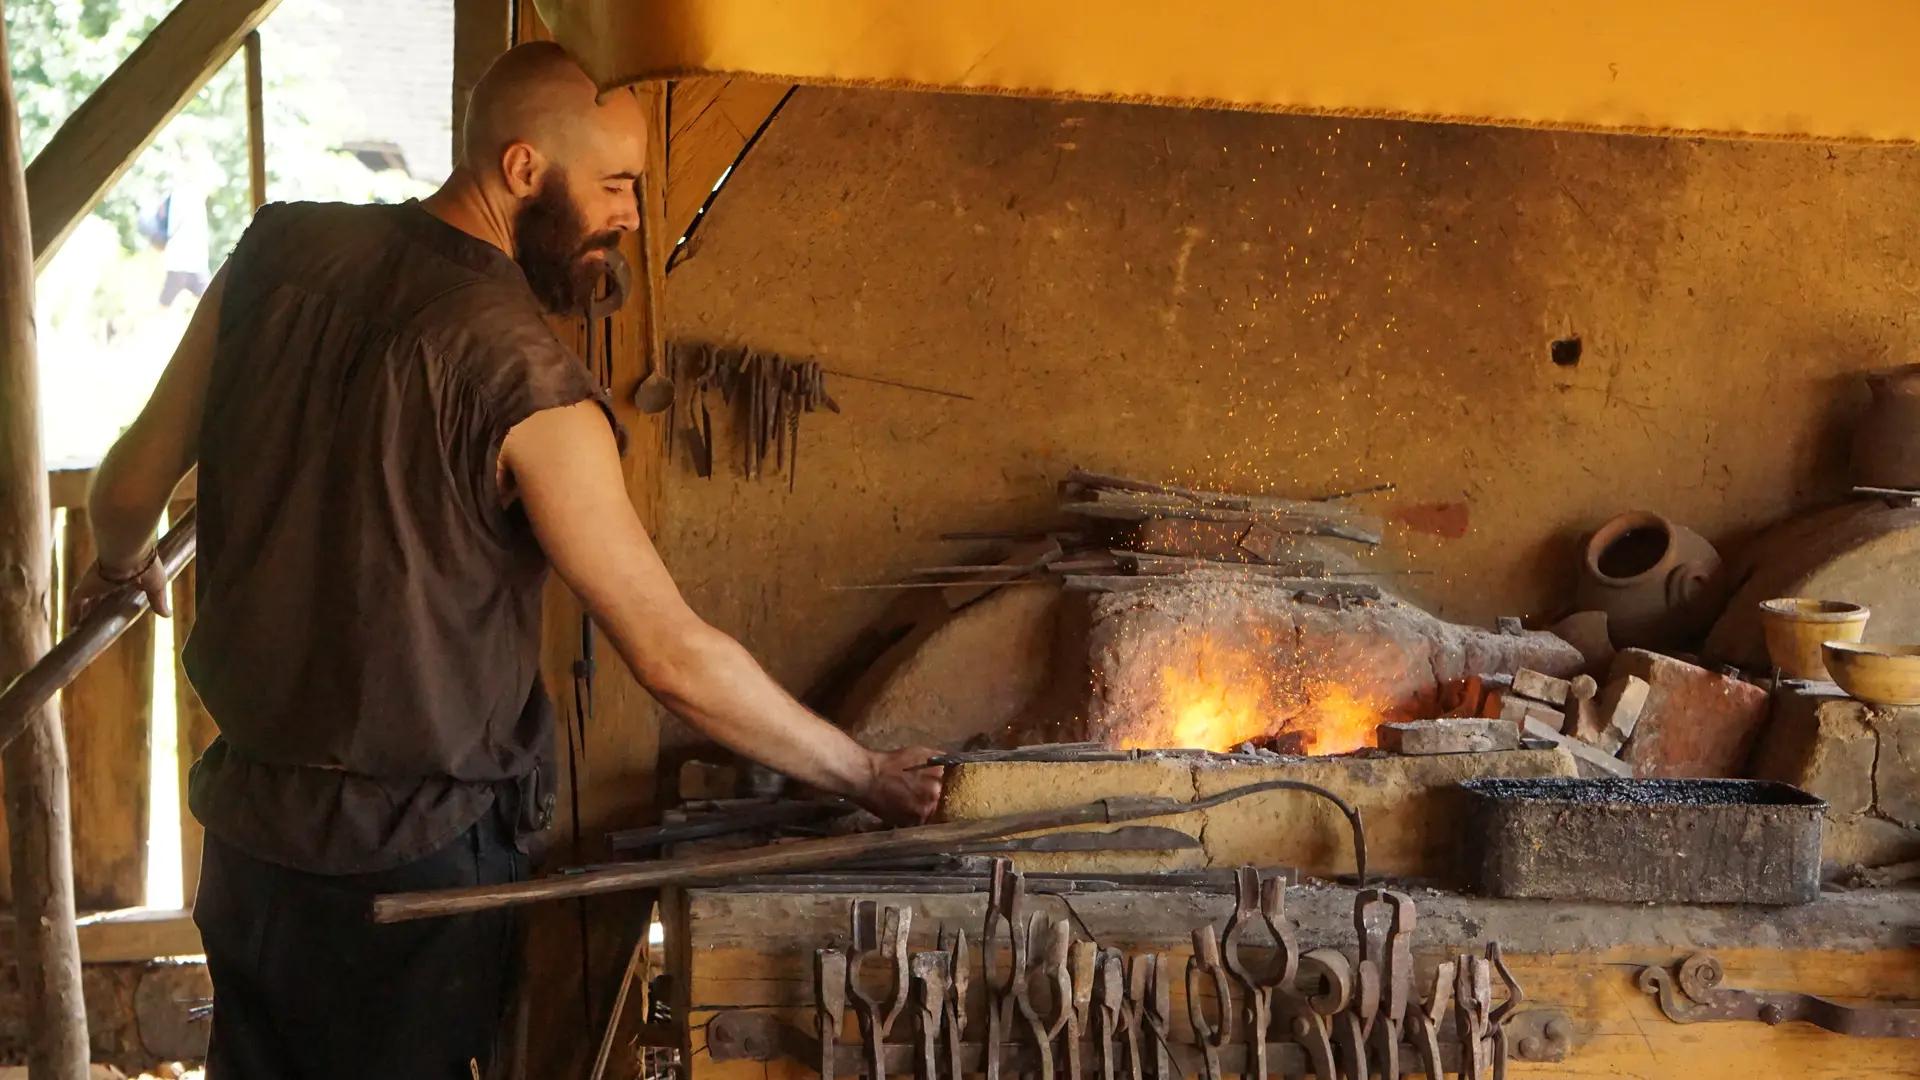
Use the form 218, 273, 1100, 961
858, 747, 944, 826
71, 555, 172, 623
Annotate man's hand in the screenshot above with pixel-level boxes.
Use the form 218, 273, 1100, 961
855, 746, 945, 826
70, 554, 172, 623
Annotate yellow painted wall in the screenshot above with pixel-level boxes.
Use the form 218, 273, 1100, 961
540, 0, 1920, 144
654, 86, 1920, 744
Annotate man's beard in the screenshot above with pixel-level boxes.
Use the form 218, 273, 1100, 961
514, 171, 621, 315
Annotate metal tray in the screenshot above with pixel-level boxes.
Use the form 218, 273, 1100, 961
1460, 777, 1826, 905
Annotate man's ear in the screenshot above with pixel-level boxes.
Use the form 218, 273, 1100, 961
499, 141, 544, 198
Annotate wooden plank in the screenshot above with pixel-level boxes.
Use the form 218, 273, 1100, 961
678, 887, 1920, 1080
664, 77, 791, 246
25, 0, 283, 270
0, 908, 201, 963
451, 0, 511, 164
75, 908, 199, 961
170, 519, 217, 906
515, 13, 672, 1079
58, 509, 152, 913
0, 1, 89, 1071
46, 467, 195, 511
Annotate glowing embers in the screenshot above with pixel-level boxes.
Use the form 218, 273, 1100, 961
1098, 596, 1391, 756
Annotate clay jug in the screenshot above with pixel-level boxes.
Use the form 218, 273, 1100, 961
1851, 364, 1920, 491
1574, 511, 1724, 650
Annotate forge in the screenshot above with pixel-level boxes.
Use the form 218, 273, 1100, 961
1083, 584, 1583, 754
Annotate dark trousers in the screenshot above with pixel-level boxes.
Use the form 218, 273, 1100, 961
194, 808, 528, 1079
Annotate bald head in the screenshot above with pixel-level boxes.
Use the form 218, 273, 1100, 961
463, 43, 640, 176
450, 42, 646, 313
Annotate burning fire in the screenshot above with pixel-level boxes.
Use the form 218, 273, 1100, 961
1114, 631, 1382, 755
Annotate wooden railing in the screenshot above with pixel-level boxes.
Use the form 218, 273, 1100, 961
0, 468, 210, 927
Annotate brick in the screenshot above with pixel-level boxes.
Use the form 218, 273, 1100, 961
1377, 718, 1520, 755
1590, 675, 1651, 754
1750, 683, 1877, 817
1613, 649, 1772, 778
1522, 716, 1634, 778
1493, 691, 1566, 733
1512, 668, 1572, 706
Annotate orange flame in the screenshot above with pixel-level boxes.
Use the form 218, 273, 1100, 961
1115, 631, 1381, 755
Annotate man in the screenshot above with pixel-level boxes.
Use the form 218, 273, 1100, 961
73, 42, 942, 1077
155, 163, 212, 307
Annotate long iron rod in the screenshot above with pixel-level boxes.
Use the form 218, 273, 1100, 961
373, 778, 1366, 924
0, 507, 197, 753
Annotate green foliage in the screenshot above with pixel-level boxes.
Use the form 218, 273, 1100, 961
4, 0, 433, 261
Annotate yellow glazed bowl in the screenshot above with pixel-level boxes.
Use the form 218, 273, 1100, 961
1824, 641, 1920, 706
1759, 598, 1870, 680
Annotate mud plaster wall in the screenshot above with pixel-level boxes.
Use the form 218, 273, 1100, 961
658, 87, 1920, 743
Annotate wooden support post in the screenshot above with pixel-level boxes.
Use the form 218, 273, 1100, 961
243, 30, 266, 210
452, 0, 512, 164
25, 0, 283, 270
59, 509, 153, 912
171, 556, 217, 905
0, 0, 90, 1073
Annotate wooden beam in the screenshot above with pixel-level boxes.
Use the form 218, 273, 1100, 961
0, 0, 89, 1073
243, 30, 266, 210
664, 77, 790, 248
47, 466, 196, 511
25, 0, 283, 271
452, 0, 512, 165
74, 909, 200, 962
59, 510, 152, 913
171, 550, 217, 907
0, 909, 202, 963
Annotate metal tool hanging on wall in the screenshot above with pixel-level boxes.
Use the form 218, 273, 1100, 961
702, 859, 1581, 1080
656, 339, 975, 488
656, 340, 837, 487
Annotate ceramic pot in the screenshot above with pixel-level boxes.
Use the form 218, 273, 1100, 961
1824, 641, 1920, 705
1574, 511, 1724, 649
1851, 363, 1920, 491
1758, 598, 1870, 680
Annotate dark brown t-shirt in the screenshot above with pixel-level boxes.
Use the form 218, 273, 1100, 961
184, 200, 615, 874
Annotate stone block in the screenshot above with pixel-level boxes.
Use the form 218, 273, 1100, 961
1751, 683, 1877, 817
1492, 691, 1565, 733
1512, 669, 1571, 706
937, 758, 1205, 872
1613, 649, 1772, 778
1377, 718, 1520, 755
1521, 716, 1634, 778
939, 750, 1578, 882
1871, 704, 1920, 828
1192, 749, 1576, 883
1582, 675, 1651, 754
843, 585, 1064, 752
1822, 814, 1920, 871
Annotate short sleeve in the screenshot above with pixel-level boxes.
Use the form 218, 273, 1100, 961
433, 287, 628, 540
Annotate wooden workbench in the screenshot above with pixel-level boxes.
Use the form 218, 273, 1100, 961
667, 881, 1920, 1080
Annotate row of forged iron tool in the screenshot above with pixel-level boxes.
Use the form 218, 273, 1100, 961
811, 861, 1528, 1080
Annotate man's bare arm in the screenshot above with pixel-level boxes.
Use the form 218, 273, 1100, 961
501, 401, 941, 823
76, 266, 228, 617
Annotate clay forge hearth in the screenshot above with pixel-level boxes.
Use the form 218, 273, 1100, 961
937, 748, 1580, 882
1084, 582, 1585, 753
